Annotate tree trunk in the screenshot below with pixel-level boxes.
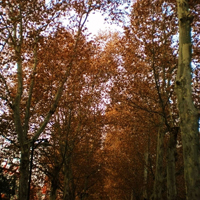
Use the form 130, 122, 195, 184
176, 0, 200, 200
50, 180, 57, 200
152, 124, 165, 200
143, 136, 150, 200
50, 165, 61, 200
63, 162, 75, 200
167, 129, 178, 200
19, 144, 30, 200
176, 0, 200, 199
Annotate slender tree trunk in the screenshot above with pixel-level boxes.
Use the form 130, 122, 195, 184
167, 129, 178, 200
152, 124, 165, 200
50, 180, 57, 200
63, 163, 69, 200
19, 144, 30, 200
143, 135, 150, 200
176, 0, 200, 199
50, 166, 60, 200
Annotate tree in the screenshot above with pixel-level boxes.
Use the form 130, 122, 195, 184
0, 0, 199, 199
175, 0, 200, 199
99, 1, 184, 198
38, 86, 105, 200
103, 104, 156, 200
0, 0, 99, 198
35, 33, 108, 199
122, 1, 181, 199
0, 0, 130, 198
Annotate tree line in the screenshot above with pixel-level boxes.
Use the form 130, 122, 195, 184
0, 0, 199, 199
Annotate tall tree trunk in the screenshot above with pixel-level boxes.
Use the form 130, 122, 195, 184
176, 0, 200, 199
143, 135, 150, 200
167, 129, 178, 200
152, 124, 165, 200
19, 144, 30, 200
50, 180, 57, 200
63, 162, 75, 200
50, 165, 61, 200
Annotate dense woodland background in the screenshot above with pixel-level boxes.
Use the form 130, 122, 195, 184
0, 0, 200, 199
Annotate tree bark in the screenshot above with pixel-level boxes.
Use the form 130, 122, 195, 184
63, 162, 75, 200
167, 129, 178, 200
176, 0, 200, 199
19, 144, 30, 200
152, 124, 165, 200
143, 135, 150, 200
49, 164, 61, 200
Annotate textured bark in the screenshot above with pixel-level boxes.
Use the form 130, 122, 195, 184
152, 125, 165, 200
19, 145, 30, 200
176, 0, 200, 199
167, 129, 178, 200
14, 54, 31, 199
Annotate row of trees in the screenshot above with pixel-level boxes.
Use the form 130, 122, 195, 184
0, 0, 199, 199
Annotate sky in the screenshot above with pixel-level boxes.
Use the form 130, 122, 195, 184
45, 0, 132, 35
85, 11, 123, 36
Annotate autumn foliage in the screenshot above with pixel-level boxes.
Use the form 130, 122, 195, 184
0, 0, 200, 199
